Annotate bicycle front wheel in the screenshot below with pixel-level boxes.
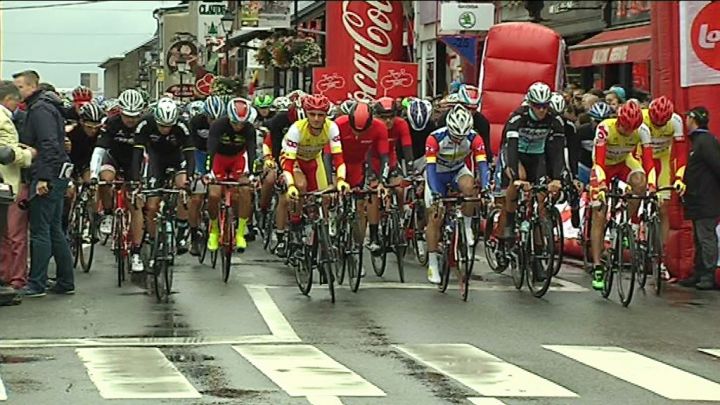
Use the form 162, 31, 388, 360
391, 211, 406, 283
439, 246, 451, 293
616, 224, 637, 307
371, 217, 389, 277
457, 225, 472, 301
198, 211, 209, 264
345, 220, 363, 293
484, 208, 505, 273
113, 212, 125, 288
550, 206, 564, 276
79, 204, 96, 273
526, 219, 554, 298
648, 219, 663, 296
411, 204, 428, 266
152, 235, 169, 302
222, 206, 234, 283
295, 243, 313, 296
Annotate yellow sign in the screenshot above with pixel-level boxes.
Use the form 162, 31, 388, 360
157, 68, 165, 82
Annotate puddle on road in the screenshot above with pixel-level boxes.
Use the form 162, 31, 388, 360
0, 354, 55, 364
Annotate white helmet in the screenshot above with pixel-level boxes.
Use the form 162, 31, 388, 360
118, 89, 146, 117
549, 92, 566, 114
272, 96, 292, 111
457, 84, 480, 107
154, 97, 179, 126
526, 82, 552, 105
445, 104, 473, 142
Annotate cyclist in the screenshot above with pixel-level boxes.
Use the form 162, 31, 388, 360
425, 105, 489, 283
67, 85, 93, 121
90, 89, 147, 272
643, 96, 686, 273
406, 98, 436, 172
187, 95, 225, 255
573, 101, 613, 184
589, 101, 655, 290
496, 82, 566, 246
336, 101, 390, 253
131, 97, 195, 254
275, 94, 348, 256
206, 97, 257, 252
442, 84, 492, 165
372, 97, 413, 212
254, 94, 275, 126
185, 100, 205, 122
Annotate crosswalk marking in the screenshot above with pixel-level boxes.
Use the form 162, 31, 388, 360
544, 345, 720, 401
76, 348, 201, 399
306, 395, 345, 405
395, 344, 578, 398
468, 397, 507, 405
245, 285, 301, 342
233, 344, 385, 397
700, 349, 720, 359
0, 373, 6, 401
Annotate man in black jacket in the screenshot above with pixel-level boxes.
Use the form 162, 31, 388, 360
679, 107, 719, 290
12, 70, 74, 297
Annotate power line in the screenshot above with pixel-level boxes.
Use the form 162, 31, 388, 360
0, 1, 110, 11
4, 32, 154, 36
1, 59, 103, 65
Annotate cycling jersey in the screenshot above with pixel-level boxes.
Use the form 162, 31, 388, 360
263, 111, 292, 162
281, 118, 345, 187
409, 119, 439, 160
66, 124, 97, 176
92, 114, 139, 176
189, 113, 210, 152
592, 118, 655, 186
425, 127, 489, 195
441, 108, 492, 163
131, 116, 195, 181
336, 115, 389, 187
642, 110, 684, 159
208, 116, 256, 158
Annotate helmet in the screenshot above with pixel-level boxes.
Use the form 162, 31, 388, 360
79, 102, 105, 122
401, 97, 412, 110
349, 101, 373, 132
118, 89, 146, 117
444, 93, 461, 105
187, 100, 205, 118
588, 101, 613, 122
288, 103, 305, 123
302, 94, 331, 113
272, 96, 292, 111
446, 104, 473, 142
458, 84, 480, 107
154, 97, 179, 126
72, 86, 93, 103
253, 94, 274, 109
648, 96, 674, 126
616, 101, 643, 132
407, 98, 432, 131
327, 103, 339, 120
526, 82, 552, 105
203, 95, 225, 120
227, 97, 257, 124
287, 90, 307, 106
373, 96, 398, 116
549, 92, 566, 114
340, 99, 356, 115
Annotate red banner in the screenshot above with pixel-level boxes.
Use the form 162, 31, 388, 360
325, 1, 405, 100
377, 61, 417, 98
166, 84, 195, 98
312, 67, 348, 103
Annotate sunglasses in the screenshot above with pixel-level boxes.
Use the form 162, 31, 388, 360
82, 122, 102, 130
531, 102, 550, 110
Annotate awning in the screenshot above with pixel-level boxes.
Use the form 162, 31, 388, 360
226, 28, 274, 47
568, 24, 651, 68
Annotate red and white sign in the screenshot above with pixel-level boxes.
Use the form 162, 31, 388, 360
325, 1, 404, 100
195, 73, 215, 96
680, 1, 720, 87
312, 67, 348, 103
166, 84, 195, 98
377, 61, 417, 98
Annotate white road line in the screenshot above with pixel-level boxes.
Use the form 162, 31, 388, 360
246, 285, 301, 342
395, 344, 577, 398
0, 373, 6, 401
306, 395, 345, 405
0, 334, 286, 349
545, 345, 720, 401
468, 398, 507, 405
76, 348, 201, 399
700, 349, 720, 359
233, 344, 385, 398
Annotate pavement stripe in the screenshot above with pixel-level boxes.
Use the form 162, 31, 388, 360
76, 348, 201, 399
233, 344, 385, 397
395, 344, 577, 398
0, 373, 6, 401
468, 398, 507, 405
544, 345, 720, 401
0, 334, 286, 348
245, 285, 301, 342
306, 396, 345, 405
700, 349, 720, 359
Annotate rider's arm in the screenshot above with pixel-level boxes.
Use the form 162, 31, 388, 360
129, 121, 148, 182
638, 124, 656, 187
281, 124, 301, 185
474, 112, 493, 165
262, 128, 273, 160
566, 122, 581, 180
548, 115, 567, 180
179, 122, 196, 176
472, 134, 490, 189
425, 134, 443, 194
670, 113, 687, 182
504, 114, 521, 181
328, 122, 347, 181
89, 147, 106, 179
245, 125, 257, 172
396, 119, 414, 173
375, 122, 390, 182
591, 121, 609, 186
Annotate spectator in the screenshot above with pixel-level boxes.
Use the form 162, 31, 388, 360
13, 70, 74, 297
581, 93, 599, 112
0, 81, 35, 294
604, 85, 626, 111
679, 107, 719, 290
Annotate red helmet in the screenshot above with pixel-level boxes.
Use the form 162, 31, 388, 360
302, 94, 330, 113
648, 96, 674, 126
349, 101, 373, 132
617, 101, 643, 132
373, 96, 398, 116
287, 103, 305, 123
72, 85, 93, 103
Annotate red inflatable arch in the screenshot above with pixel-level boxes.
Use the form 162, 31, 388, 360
478, 23, 566, 157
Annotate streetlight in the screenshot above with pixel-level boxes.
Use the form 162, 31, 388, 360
177, 57, 188, 100
221, 9, 235, 76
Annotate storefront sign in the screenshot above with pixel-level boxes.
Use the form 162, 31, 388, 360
195, 73, 215, 96
197, 0, 226, 40
166, 84, 195, 98
166, 40, 199, 73
680, 1, 720, 87
591, 46, 629, 64
377, 61, 418, 98
325, 1, 405, 100
439, 2, 494, 33
312, 67, 348, 103
240, 1, 291, 29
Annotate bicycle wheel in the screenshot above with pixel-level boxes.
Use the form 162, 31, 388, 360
113, 212, 125, 288
152, 234, 169, 302
439, 244, 451, 293
345, 219, 363, 293
391, 211, 406, 283
457, 225, 472, 301
69, 206, 80, 269
484, 208, 505, 273
526, 219, 554, 298
580, 209, 593, 273
648, 219, 663, 296
551, 206, 564, 276
371, 216, 389, 277
262, 205, 277, 251
636, 225, 649, 290
601, 222, 616, 298
295, 242, 313, 295
222, 206, 234, 283
616, 224, 637, 307
511, 242, 526, 290
332, 218, 346, 286
411, 204, 428, 266
318, 229, 335, 303
198, 211, 209, 264
163, 231, 174, 300
79, 204, 96, 273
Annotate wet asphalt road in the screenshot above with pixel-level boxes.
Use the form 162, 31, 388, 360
1, 239, 720, 405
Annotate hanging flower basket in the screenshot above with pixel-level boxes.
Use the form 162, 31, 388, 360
254, 34, 321, 70
211, 75, 242, 96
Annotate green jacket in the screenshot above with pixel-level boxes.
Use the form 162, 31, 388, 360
0, 105, 33, 200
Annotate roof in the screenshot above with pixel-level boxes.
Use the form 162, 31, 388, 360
98, 56, 124, 69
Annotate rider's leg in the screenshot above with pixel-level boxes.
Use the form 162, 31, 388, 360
457, 172, 477, 242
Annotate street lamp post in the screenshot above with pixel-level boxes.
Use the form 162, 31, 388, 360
221, 10, 235, 76
177, 58, 188, 101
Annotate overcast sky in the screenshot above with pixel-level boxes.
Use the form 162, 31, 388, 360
0, 0, 177, 90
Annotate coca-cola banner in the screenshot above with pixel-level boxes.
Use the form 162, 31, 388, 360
680, 1, 720, 87
312, 67, 348, 103
377, 61, 418, 98
325, 1, 405, 100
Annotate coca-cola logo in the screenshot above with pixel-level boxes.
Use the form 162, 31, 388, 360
341, 1, 395, 100
691, 1, 720, 70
